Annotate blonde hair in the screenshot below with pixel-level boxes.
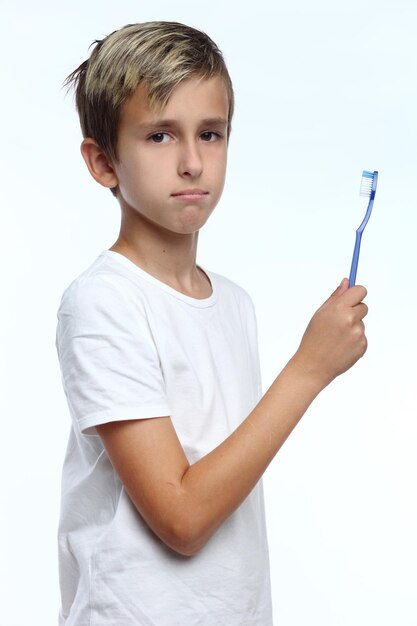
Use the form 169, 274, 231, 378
65, 21, 234, 167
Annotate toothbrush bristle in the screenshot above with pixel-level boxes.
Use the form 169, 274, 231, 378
360, 170, 375, 197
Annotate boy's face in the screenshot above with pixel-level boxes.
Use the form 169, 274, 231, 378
112, 75, 229, 236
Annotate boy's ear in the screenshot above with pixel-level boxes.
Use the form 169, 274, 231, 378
80, 138, 118, 189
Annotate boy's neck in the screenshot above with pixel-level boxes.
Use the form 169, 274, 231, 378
109, 216, 212, 300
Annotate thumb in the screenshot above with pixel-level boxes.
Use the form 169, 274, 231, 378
324, 277, 349, 305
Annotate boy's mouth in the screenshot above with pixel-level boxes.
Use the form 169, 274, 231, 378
171, 189, 209, 200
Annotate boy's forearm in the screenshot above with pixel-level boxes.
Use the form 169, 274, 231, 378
172, 356, 322, 554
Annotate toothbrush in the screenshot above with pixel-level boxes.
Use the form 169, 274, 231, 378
348, 170, 378, 287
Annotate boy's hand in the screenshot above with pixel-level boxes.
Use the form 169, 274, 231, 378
293, 278, 368, 390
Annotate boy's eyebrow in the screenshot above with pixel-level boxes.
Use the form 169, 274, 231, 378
137, 117, 228, 131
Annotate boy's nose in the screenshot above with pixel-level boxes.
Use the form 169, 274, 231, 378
178, 141, 203, 178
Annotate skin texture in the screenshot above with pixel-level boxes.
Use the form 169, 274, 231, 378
80, 76, 368, 556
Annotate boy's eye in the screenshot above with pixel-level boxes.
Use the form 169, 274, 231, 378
149, 132, 170, 143
201, 131, 220, 142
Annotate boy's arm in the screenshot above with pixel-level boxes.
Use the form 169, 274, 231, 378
97, 279, 368, 556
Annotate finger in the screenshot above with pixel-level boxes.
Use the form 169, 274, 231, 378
341, 284, 367, 307
354, 302, 368, 320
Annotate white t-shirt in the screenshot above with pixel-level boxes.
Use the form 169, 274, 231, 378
56, 250, 272, 626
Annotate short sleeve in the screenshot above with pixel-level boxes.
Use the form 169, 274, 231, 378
56, 274, 170, 435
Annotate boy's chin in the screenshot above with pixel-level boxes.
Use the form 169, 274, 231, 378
175, 211, 215, 235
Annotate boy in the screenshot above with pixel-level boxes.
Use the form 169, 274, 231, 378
56, 21, 368, 626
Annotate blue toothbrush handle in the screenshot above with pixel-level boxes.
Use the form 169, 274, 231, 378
348, 170, 378, 287
349, 230, 363, 287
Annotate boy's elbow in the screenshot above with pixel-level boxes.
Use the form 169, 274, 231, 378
168, 539, 202, 557
160, 515, 210, 557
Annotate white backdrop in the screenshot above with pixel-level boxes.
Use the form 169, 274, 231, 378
1, 1, 416, 624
